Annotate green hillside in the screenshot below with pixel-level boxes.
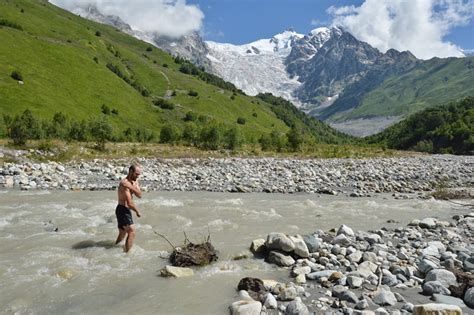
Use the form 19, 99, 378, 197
0, 0, 350, 148
366, 97, 474, 155
329, 57, 474, 122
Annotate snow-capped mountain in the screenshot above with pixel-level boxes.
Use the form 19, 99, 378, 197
64, 5, 423, 135
205, 29, 307, 103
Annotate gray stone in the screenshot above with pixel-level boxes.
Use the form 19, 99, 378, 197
279, 286, 298, 301
306, 270, 337, 281
401, 302, 414, 312
463, 256, 474, 272
267, 251, 295, 267
372, 288, 397, 306
422, 281, 451, 296
365, 234, 382, 245
302, 234, 321, 253
339, 290, 359, 304
348, 251, 362, 263
419, 218, 437, 229
230, 300, 262, 315
263, 293, 278, 309
347, 276, 363, 288
418, 259, 438, 274
464, 287, 474, 308
357, 261, 379, 278
266, 233, 295, 252
285, 297, 309, 315
333, 234, 352, 246
250, 239, 266, 254
289, 235, 309, 258
431, 294, 466, 308
374, 308, 389, 315
421, 245, 440, 258
337, 224, 355, 236
362, 252, 378, 263
424, 269, 457, 288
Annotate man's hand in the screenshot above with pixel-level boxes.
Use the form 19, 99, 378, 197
136, 210, 141, 218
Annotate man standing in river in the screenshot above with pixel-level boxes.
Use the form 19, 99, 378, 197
115, 164, 143, 252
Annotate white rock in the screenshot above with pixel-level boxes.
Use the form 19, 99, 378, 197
229, 300, 262, 315
412, 303, 462, 315
159, 265, 194, 278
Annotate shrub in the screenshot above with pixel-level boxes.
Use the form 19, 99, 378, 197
224, 127, 244, 150
111, 109, 119, 115
287, 126, 304, 152
67, 120, 88, 141
101, 104, 111, 115
0, 19, 23, 30
95, 30, 101, 37
184, 111, 198, 122
236, 117, 246, 125
162, 63, 169, 68
93, 57, 99, 64
11, 71, 23, 81
199, 124, 222, 150
182, 123, 199, 145
160, 124, 181, 144
146, 46, 153, 52
89, 118, 113, 151
153, 98, 174, 110
188, 90, 198, 97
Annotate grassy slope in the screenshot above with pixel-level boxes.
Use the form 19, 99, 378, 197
0, 0, 289, 140
329, 57, 474, 121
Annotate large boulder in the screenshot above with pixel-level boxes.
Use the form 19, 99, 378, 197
422, 281, 450, 295
302, 234, 321, 253
289, 235, 309, 258
266, 233, 295, 252
464, 287, 474, 308
419, 218, 437, 229
250, 239, 266, 255
237, 277, 266, 301
413, 303, 462, 315
337, 224, 354, 236
424, 269, 457, 288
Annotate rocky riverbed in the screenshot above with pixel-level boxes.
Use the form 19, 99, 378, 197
1, 155, 473, 196
230, 212, 474, 314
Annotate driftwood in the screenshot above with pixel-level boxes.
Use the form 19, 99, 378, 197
449, 267, 474, 299
155, 231, 218, 267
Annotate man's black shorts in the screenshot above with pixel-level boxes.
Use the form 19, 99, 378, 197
116, 204, 134, 229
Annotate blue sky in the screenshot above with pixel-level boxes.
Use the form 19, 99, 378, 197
52, 0, 474, 58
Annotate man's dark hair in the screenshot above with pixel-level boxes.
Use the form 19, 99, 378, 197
129, 164, 140, 173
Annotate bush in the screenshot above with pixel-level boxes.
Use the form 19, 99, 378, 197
11, 71, 23, 81
0, 19, 23, 30
184, 111, 198, 122
95, 30, 101, 37
199, 124, 222, 150
89, 118, 113, 151
188, 90, 199, 97
162, 63, 169, 68
146, 46, 153, 52
8, 109, 41, 145
182, 123, 199, 145
67, 120, 88, 141
160, 124, 181, 144
287, 126, 304, 152
224, 127, 244, 150
93, 57, 99, 64
101, 104, 111, 115
153, 98, 174, 110
237, 117, 246, 125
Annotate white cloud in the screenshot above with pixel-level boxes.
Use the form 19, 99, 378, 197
50, 0, 204, 38
327, 0, 474, 59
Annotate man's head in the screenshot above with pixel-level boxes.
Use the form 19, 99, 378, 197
128, 164, 141, 181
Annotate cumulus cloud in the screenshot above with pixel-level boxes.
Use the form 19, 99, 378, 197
327, 0, 474, 59
50, 0, 204, 38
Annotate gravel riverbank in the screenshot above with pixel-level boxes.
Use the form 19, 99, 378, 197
1, 155, 473, 195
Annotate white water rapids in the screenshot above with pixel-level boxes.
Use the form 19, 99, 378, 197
0, 190, 467, 314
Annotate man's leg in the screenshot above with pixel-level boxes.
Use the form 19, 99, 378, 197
115, 228, 127, 245
124, 224, 136, 252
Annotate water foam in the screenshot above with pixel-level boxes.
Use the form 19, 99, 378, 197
215, 198, 243, 205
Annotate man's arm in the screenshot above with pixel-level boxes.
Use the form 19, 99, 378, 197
122, 180, 142, 198
125, 189, 141, 217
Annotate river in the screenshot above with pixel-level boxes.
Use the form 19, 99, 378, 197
0, 190, 467, 314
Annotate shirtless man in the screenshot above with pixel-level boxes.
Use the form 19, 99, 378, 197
115, 164, 142, 252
